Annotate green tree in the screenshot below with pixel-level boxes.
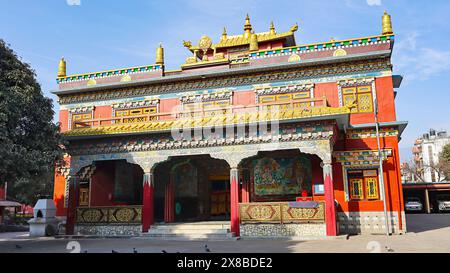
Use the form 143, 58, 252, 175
440, 143, 450, 181
0, 39, 63, 205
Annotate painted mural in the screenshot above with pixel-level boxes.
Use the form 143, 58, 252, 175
173, 161, 198, 197
252, 155, 312, 199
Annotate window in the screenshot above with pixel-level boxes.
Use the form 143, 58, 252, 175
342, 85, 373, 113
115, 107, 157, 123
348, 169, 379, 201
183, 100, 231, 117
72, 113, 92, 128
259, 91, 311, 110
79, 188, 89, 207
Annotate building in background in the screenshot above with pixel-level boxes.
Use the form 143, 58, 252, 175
413, 129, 450, 182
52, 12, 407, 237
403, 129, 450, 214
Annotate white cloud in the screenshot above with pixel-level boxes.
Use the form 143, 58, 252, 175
67, 0, 81, 6
366, 0, 382, 6
394, 32, 450, 81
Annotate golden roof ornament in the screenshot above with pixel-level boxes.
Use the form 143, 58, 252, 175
183, 40, 192, 48
221, 27, 227, 41
249, 32, 258, 52
156, 43, 164, 66
382, 11, 393, 35
57, 57, 66, 78
244, 14, 253, 38
269, 21, 276, 35
290, 23, 299, 32
199, 35, 212, 61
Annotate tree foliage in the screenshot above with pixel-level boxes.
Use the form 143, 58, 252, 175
440, 143, 450, 180
0, 39, 63, 204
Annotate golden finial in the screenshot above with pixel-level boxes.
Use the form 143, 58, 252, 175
290, 23, 299, 32
156, 43, 164, 66
249, 32, 258, 52
57, 57, 66, 78
382, 10, 393, 35
221, 27, 228, 40
269, 21, 276, 35
244, 14, 253, 38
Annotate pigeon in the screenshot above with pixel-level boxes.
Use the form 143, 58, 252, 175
385, 246, 394, 252
161, 250, 167, 253
133, 248, 138, 253
112, 249, 119, 253
15, 244, 22, 249
84, 250, 88, 253
346, 234, 350, 240
204, 244, 211, 253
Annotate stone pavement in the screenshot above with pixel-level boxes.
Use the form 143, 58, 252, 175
0, 214, 449, 253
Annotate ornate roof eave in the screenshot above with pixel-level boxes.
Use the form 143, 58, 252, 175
62, 112, 349, 141
51, 49, 392, 96
349, 120, 409, 139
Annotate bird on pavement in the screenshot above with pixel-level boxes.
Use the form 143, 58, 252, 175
112, 249, 119, 253
15, 244, 22, 249
133, 248, 138, 253
162, 250, 167, 253
385, 246, 394, 252
204, 244, 211, 252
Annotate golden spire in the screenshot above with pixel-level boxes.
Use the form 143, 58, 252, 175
244, 14, 253, 38
57, 57, 66, 78
221, 27, 228, 41
269, 21, 276, 35
156, 43, 164, 66
382, 10, 393, 35
249, 32, 258, 52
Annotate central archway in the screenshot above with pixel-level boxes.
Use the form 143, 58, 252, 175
153, 155, 231, 223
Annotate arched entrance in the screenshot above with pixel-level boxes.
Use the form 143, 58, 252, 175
239, 149, 324, 203
153, 155, 231, 223
78, 160, 144, 208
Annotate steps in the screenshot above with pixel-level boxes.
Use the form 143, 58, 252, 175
141, 221, 234, 240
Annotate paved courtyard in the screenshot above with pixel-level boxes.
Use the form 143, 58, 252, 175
0, 214, 449, 253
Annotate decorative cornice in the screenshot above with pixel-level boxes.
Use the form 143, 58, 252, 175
57, 58, 391, 105
112, 99, 159, 109
180, 91, 233, 103
68, 106, 95, 113
346, 127, 399, 139
66, 121, 337, 156
57, 64, 162, 84
337, 77, 375, 87
255, 83, 314, 96
250, 35, 394, 59
333, 149, 393, 166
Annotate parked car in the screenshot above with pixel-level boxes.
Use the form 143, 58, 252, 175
436, 194, 450, 212
405, 197, 423, 212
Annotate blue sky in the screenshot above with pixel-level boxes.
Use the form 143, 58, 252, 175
1, 0, 450, 162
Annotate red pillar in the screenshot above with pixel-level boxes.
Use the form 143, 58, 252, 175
323, 162, 337, 236
66, 176, 79, 235
230, 167, 240, 236
241, 177, 250, 203
142, 172, 154, 232
164, 177, 175, 223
